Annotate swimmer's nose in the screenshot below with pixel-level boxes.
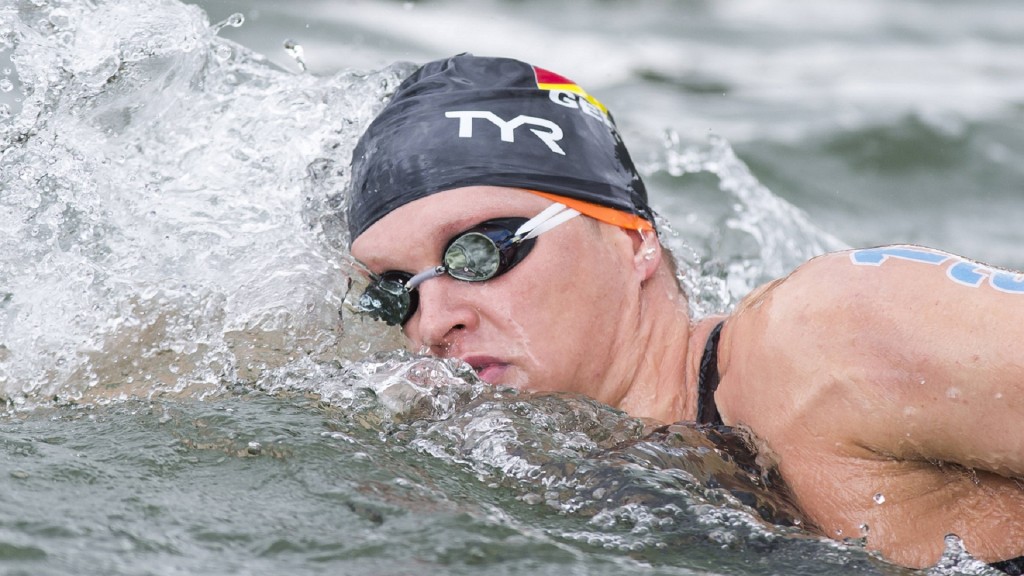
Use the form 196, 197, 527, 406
406, 277, 479, 355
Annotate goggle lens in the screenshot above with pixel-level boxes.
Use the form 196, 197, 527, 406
444, 232, 504, 281
357, 271, 415, 326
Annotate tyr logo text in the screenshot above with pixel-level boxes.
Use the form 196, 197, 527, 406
444, 111, 565, 155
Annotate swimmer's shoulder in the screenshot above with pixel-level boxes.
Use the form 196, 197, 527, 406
732, 244, 968, 323
729, 248, 871, 325
719, 245, 938, 412
719, 243, 1016, 431
716, 247, 945, 485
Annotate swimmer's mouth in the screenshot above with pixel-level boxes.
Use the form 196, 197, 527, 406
462, 356, 509, 384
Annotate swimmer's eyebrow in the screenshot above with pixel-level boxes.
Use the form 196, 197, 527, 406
355, 208, 541, 274
436, 208, 540, 238
353, 242, 430, 276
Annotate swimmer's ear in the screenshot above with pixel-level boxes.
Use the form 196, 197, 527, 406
629, 228, 662, 282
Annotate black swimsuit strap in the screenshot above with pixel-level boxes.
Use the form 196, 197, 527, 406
696, 321, 725, 426
992, 556, 1024, 575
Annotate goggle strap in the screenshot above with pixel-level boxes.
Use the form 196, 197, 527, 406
516, 203, 581, 241
521, 208, 580, 240
406, 265, 446, 290
516, 202, 567, 236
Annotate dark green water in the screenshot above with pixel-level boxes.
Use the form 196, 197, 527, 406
0, 388, 918, 576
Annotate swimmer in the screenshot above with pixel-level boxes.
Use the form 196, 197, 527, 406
346, 53, 1024, 572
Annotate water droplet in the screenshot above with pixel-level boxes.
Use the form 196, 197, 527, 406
48, 7, 71, 29
0, 78, 13, 93
522, 493, 542, 505
283, 39, 307, 72
212, 13, 245, 33
35, 17, 54, 34
873, 493, 886, 505
213, 43, 233, 62
946, 387, 961, 400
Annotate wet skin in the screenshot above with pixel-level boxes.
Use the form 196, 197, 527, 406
718, 252, 1024, 567
351, 185, 1024, 568
352, 186, 705, 424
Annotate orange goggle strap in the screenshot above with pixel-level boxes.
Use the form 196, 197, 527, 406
527, 190, 654, 232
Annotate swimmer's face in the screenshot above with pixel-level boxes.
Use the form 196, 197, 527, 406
351, 186, 650, 405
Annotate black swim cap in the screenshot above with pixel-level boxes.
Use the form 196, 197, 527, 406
347, 53, 652, 241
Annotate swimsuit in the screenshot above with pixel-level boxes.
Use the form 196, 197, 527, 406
696, 321, 725, 426
993, 557, 1024, 575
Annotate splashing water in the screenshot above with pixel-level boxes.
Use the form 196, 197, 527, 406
283, 39, 307, 72
210, 11, 244, 34
0, 2, 929, 574
930, 535, 1009, 576
646, 130, 847, 318
0, 0, 414, 405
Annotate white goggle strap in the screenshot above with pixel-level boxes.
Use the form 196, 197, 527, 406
515, 203, 581, 241
405, 265, 446, 290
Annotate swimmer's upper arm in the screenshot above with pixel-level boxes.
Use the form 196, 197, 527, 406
787, 246, 1024, 477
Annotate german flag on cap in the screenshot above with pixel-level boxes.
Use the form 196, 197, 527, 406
532, 66, 609, 116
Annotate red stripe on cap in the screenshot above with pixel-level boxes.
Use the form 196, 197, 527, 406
533, 66, 577, 87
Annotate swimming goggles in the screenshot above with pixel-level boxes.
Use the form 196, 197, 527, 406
357, 203, 580, 326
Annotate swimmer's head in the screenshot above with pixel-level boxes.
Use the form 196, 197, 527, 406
347, 53, 654, 242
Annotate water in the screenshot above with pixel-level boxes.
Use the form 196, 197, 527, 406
1, 0, 1021, 574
